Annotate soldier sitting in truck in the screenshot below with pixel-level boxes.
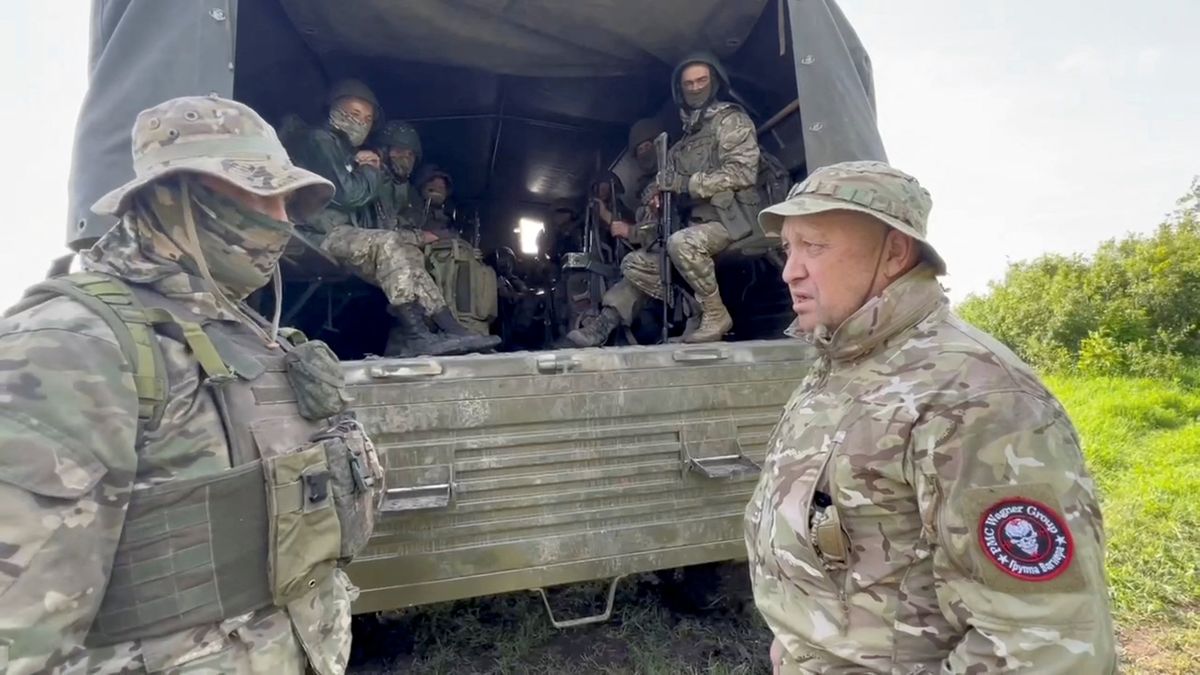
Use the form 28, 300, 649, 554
410, 164, 502, 338
288, 82, 498, 357
566, 54, 762, 346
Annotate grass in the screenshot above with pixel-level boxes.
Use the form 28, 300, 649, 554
1044, 372, 1200, 673
349, 371, 1200, 674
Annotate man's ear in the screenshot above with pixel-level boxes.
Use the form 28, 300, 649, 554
883, 229, 921, 278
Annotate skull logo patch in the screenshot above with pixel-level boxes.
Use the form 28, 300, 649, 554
979, 498, 1073, 581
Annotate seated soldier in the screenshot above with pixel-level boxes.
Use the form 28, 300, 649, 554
567, 54, 762, 346
412, 164, 501, 338
288, 82, 497, 357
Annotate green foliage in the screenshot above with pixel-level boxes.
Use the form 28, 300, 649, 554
958, 178, 1200, 377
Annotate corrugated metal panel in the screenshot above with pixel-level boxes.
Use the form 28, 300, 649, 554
338, 340, 814, 611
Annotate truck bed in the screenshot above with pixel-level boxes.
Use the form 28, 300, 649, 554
337, 340, 814, 613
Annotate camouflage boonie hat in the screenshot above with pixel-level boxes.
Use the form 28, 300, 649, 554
758, 160, 945, 274
92, 94, 334, 220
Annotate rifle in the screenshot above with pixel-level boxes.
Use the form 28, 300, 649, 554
654, 131, 673, 343
472, 211, 482, 249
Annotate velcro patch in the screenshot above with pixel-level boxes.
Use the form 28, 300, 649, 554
979, 498, 1073, 581
962, 483, 1085, 593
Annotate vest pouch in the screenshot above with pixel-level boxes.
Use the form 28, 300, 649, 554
284, 339, 352, 421
710, 190, 755, 241
262, 442, 342, 605
314, 420, 386, 563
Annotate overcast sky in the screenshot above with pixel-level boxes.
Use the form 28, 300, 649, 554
0, 1, 1195, 309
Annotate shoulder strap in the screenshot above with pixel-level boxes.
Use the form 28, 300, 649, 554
11, 273, 239, 441
15, 273, 170, 434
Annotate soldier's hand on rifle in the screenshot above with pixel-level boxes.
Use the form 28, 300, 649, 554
354, 149, 381, 169
655, 169, 689, 195
610, 220, 632, 240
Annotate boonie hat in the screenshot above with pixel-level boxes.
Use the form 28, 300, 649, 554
92, 94, 334, 220
758, 161, 944, 275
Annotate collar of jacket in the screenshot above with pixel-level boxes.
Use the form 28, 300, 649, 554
786, 264, 946, 364
83, 211, 250, 323
679, 100, 735, 133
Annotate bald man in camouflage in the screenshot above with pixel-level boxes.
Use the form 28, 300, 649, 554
746, 161, 1116, 673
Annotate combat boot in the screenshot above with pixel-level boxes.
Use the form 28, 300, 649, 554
565, 306, 621, 347
683, 291, 733, 343
385, 303, 478, 357
431, 307, 501, 352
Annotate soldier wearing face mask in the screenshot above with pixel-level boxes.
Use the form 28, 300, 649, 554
290, 84, 497, 356
287, 78, 384, 233
413, 165, 458, 241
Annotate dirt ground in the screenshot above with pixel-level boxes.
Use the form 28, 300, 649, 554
347, 562, 773, 675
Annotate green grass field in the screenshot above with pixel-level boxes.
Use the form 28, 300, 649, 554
349, 371, 1200, 674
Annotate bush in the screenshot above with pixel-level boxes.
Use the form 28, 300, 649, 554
958, 178, 1200, 377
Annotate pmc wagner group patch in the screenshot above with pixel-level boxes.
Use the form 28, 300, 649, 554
979, 498, 1073, 580
964, 484, 1086, 593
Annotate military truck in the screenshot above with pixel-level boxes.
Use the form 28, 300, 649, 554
68, 0, 886, 620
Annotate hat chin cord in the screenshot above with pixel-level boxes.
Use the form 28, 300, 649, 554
179, 179, 283, 347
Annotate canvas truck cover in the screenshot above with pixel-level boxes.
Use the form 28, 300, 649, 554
66, 0, 886, 249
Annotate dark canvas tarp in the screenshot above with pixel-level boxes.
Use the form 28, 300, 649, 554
66, 0, 885, 249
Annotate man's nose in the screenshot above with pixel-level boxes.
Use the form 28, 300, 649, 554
782, 253, 807, 284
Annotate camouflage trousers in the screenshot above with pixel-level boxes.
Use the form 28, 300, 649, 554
608, 221, 733, 322
321, 226, 446, 314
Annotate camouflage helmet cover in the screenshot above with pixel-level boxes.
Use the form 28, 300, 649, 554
758, 160, 944, 274
371, 120, 423, 163
91, 94, 334, 220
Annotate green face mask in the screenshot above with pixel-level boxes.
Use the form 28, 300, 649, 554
143, 178, 293, 300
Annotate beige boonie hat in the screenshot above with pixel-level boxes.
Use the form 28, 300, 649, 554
758, 160, 945, 275
92, 94, 334, 220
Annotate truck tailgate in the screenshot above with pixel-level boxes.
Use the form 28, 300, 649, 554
340, 340, 814, 612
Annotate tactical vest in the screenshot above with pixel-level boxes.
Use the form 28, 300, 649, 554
670, 103, 763, 241
8, 273, 383, 646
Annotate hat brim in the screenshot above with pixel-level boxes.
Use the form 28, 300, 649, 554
758, 194, 947, 275
91, 155, 335, 221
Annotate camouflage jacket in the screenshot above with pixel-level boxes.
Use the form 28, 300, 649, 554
286, 124, 381, 231
361, 173, 423, 244
0, 219, 355, 674
745, 267, 1116, 674
671, 102, 759, 202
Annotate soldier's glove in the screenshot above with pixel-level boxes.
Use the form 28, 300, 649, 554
656, 169, 690, 196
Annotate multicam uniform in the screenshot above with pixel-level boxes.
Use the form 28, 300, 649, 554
746, 162, 1116, 673
569, 55, 760, 346
0, 96, 380, 674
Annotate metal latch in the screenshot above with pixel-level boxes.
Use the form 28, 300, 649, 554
379, 464, 453, 512
672, 346, 730, 363
368, 359, 444, 380
682, 437, 761, 480
536, 354, 581, 374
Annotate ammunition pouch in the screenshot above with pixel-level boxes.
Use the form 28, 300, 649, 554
709, 188, 761, 241
285, 339, 352, 421
425, 237, 498, 334
87, 415, 384, 646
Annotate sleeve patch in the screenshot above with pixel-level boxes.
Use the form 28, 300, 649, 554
962, 483, 1086, 593
979, 497, 1073, 581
